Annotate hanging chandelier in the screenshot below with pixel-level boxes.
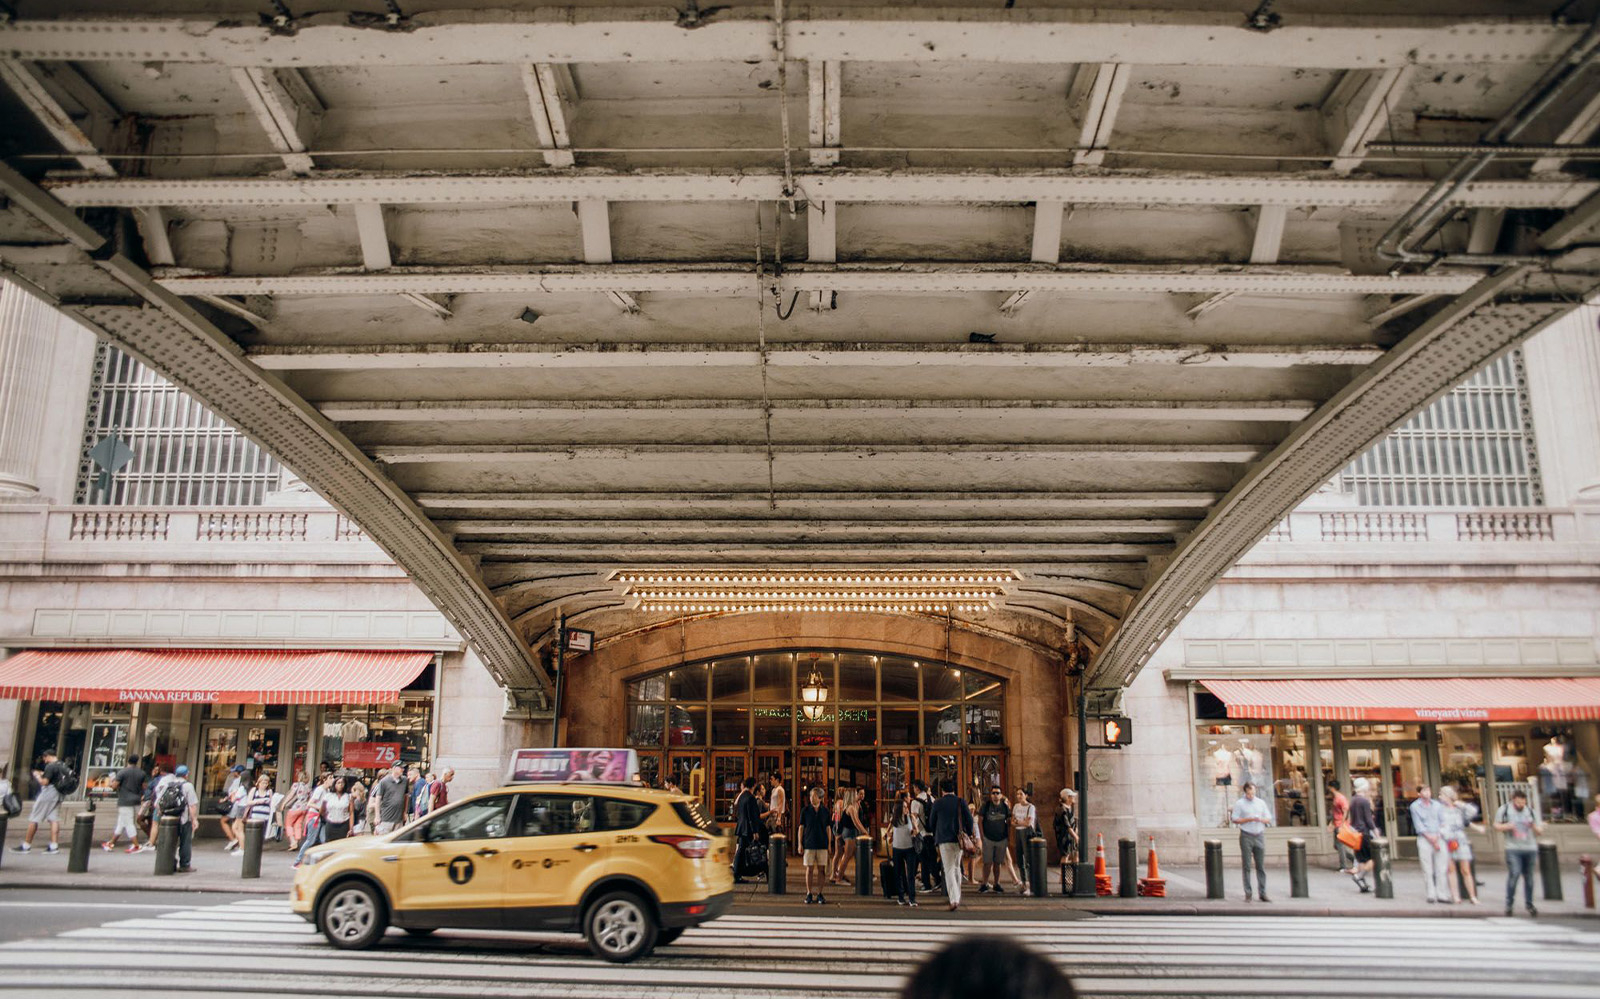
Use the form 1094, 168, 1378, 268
799, 664, 829, 721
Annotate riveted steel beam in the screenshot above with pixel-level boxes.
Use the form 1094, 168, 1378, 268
0, 13, 1577, 69
246, 341, 1384, 371
367, 443, 1271, 464
155, 265, 1481, 299
46, 172, 1598, 210
320, 398, 1319, 422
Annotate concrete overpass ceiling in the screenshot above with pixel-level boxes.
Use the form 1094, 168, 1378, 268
2, 3, 1599, 703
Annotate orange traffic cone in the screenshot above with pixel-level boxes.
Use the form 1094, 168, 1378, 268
1137, 836, 1167, 898
1093, 833, 1113, 896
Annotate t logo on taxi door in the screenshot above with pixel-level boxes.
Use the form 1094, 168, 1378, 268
447, 856, 474, 884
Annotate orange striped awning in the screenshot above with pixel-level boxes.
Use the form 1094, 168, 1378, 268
1199, 677, 1600, 723
0, 648, 433, 704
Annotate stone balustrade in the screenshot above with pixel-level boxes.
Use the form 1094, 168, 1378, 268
1261, 507, 1587, 546
0, 505, 389, 565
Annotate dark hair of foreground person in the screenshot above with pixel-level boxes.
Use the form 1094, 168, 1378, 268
900, 936, 1077, 999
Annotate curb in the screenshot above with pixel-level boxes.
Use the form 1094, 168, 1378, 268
0, 876, 287, 895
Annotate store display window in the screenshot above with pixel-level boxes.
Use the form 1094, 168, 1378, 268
1488, 722, 1597, 824
1194, 722, 1317, 830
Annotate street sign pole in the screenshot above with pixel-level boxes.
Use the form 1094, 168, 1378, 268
550, 611, 566, 748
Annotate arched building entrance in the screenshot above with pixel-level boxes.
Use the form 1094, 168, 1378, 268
622, 649, 1008, 832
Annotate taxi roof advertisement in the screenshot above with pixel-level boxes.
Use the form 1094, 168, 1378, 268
508, 747, 637, 784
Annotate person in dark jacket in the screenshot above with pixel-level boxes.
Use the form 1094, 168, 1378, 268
733, 776, 765, 884
1348, 777, 1380, 893
930, 778, 975, 910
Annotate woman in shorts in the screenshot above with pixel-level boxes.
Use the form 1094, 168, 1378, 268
1439, 785, 1481, 904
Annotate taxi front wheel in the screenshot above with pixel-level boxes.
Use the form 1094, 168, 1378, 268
317, 881, 388, 950
583, 890, 658, 963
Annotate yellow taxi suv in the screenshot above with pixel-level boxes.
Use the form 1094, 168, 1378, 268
290, 748, 733, 962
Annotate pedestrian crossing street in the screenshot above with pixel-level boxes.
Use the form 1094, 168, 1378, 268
1, 898, 1597, 998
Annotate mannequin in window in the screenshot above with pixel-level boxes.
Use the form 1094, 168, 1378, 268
1540, 738, 1571, 820
1235, 740, 1264, 789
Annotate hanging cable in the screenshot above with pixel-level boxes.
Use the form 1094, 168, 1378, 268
773, 0, 798, 216
754, 204, 778, 510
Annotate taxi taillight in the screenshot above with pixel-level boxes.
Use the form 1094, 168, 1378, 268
650, 834, 712, 858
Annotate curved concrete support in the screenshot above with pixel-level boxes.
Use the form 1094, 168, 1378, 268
1086, 266, 1598, 696
0, 165, 549, 703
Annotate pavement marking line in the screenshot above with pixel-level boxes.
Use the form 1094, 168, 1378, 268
0, 901, 202, 910
0, 950, 906, 992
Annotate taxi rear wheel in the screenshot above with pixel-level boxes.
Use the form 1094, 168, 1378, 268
583, 890, 658, 963
317, 881, 388, 950
658, 927, 684, 945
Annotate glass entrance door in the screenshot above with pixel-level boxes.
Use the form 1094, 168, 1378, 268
878, 751, 916, 829
199, 723, 285, 802
1344, 742, 1427, 859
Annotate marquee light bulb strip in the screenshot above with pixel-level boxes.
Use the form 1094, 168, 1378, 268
616, 570, 1016, 616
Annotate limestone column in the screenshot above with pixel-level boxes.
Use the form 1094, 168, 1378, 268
0, 279, 60, 498
1523, 303, 1600, 506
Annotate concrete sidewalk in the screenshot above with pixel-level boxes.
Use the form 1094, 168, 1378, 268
1, 821, 303, 895
3, 821, 1595, 918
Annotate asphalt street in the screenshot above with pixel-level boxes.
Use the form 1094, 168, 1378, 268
1, 893, 1598, 998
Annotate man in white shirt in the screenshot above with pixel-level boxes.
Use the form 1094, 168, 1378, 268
766, 770, 786, 833
1230, 781, 1274, 901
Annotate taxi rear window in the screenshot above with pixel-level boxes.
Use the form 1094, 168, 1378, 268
597, 798, 656, 831
672, 799, 717, 833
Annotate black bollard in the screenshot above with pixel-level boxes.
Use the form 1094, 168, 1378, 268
1371, 837, 1394, 899
67, 812, 95, 873
1203, 839, 1224, 899
1029, 836, 1048, 898
855, 836, 872, 896
0, 812, 7, 869
241, 818, 266, 879
1118, 837, 1137, 898
768, 833, 786, 895
1288, 838, 1308, 898
153, 815, 179, 876
1538, 841, 1563, 901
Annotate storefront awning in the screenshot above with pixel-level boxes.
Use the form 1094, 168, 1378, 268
0, 648, 433, 704
1198, 677, 1600, 723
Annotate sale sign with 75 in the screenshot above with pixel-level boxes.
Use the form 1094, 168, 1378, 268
343, 742, 402, 768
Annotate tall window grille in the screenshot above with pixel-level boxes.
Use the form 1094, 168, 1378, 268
76, 344, 282, 505
1340, 350, 1541, 507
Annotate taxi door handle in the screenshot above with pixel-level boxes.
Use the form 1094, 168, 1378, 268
382, 855, 400, 863
475, 848, 499, 857
573, 843, 598, 853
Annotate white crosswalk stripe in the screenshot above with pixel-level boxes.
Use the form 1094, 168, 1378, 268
0, 899, 1596, 998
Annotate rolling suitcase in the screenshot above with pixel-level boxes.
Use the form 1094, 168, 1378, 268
879, 858, 898, 899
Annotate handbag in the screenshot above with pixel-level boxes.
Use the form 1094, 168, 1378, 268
2, 791, 19, 817
958, 830, 979, 856
1335, 823, 1362, 850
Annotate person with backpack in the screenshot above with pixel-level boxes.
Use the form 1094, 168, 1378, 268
912, 780, 941, 893
1494, 787, 1544, 917
13, 751, 74, 854
154, 763, 199, 873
